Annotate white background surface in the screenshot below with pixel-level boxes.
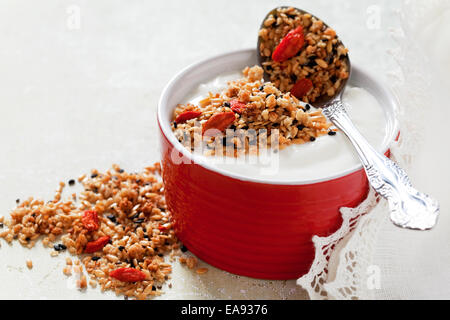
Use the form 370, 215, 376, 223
0, 0, 448, 299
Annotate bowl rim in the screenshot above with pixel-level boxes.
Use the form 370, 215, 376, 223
157, 48, 399, 186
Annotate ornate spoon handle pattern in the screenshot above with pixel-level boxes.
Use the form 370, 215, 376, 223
323, 101, 439, 230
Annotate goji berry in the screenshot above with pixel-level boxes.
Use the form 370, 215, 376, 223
290, 78, 313, 99
272, 26, 305, 62
175, 111, 202, 124
84, 236, 110, 253
202, 112, 236, 136
110, 267, 147, 282
82, 210, 99, 232
230, 99, 247, 114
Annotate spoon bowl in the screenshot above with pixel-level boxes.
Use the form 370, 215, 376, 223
257, 6, 351, 107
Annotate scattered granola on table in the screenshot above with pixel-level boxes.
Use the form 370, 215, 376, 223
172, 65, 334, 157
258, 6, 349, 103
0, 163, 184, 300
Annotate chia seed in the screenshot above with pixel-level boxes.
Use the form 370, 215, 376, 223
181, 245, 188, 253
92, 256, 101, 261
328, 131, 337, 136
306, 59, 317, 67
173, 121, 177, 128
290, 74, 298, 82
91, 173, 98, 178
68, 179, 75, 186
305, 104, 312, 111
297, 124, 305, 131
223, 101, 230, 108
118, 246, 125, 251
310, 137, 316, 142
107, 215, 116, 223
54, 244, 67, 251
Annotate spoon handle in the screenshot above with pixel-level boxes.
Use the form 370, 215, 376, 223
323, 100, 439, 230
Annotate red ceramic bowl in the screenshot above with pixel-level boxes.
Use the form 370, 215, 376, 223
157, 49, 399, 280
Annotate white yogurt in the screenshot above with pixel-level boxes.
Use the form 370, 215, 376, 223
183, 71, 387, 182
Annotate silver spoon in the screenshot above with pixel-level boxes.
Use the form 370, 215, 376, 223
258, 7, 439, 230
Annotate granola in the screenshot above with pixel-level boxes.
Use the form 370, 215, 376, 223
0, 164, 181, 300
172, 65, 334, 157
258, 6, 349, 103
